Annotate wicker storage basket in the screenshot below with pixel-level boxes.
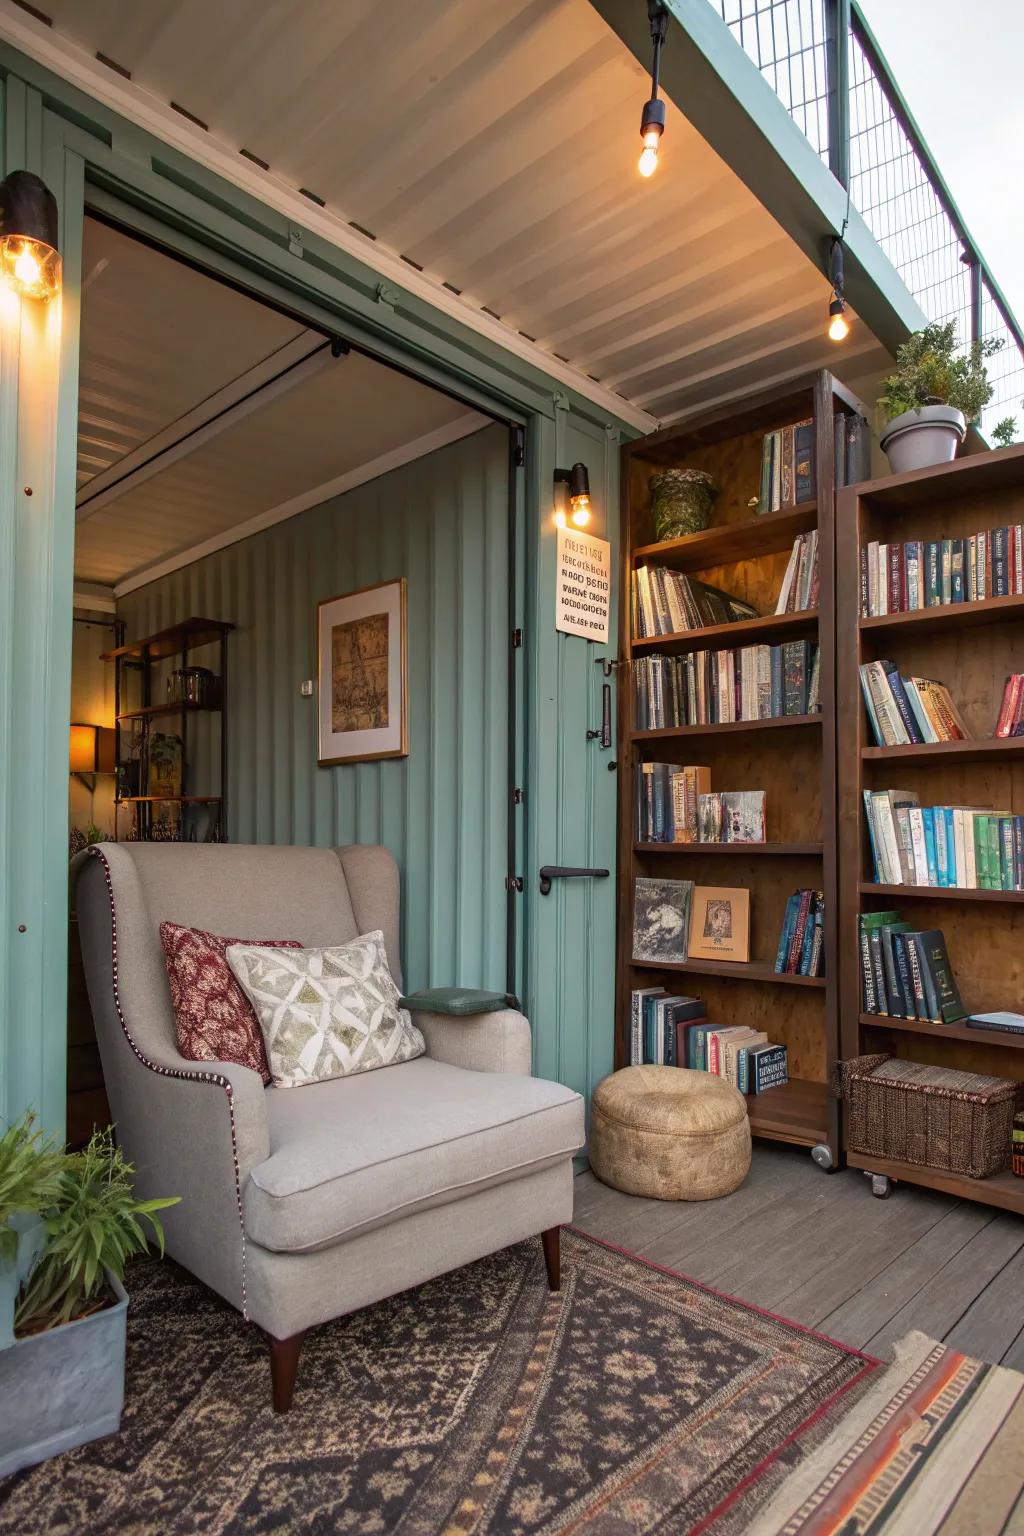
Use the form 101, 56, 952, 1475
836, 1054, 1019, 1180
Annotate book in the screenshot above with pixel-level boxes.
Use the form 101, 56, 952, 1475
749, 1042, 789, 1093
687, 886, 750, 963
774, 533, 819, 615
632, 566, 758, 639
968, 1011, 1024, 1034
758, 420, 814, 513
632, 878, 694, 964
860, 520, 1024, 617
775, 889, 825, 976
629, 986, 665, 1065
858, 913, 966, 1024
632, 642, 820, 729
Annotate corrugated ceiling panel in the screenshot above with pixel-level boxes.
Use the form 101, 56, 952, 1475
74, 348, 478, 585
77, 219, 307, 488
43, 0, 889, 424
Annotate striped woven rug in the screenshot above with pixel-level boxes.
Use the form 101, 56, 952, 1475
748, 1331, 1024, 1535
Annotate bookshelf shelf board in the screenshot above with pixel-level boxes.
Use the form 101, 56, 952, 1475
860, 593, 1024, 637
858, 882, 1024, 904
632, 715, 822, 742
746, 1077, 830, 1146
634, 841, 823, 857
117, 702, 220, 722
101, 617, 234, 662
844, 1150, 1024, 1215
115, 795, 222, 804
630, 958, 825, 987
632, 610, 818, 653
862, 738, 1024, 764
632, 503, 817, 574
859, 1013, 1024, 1050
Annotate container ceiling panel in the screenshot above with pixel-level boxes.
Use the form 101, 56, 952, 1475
40, 0, 888, 424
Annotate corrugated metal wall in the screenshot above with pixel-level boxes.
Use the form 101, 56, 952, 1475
116, 422, 510, 993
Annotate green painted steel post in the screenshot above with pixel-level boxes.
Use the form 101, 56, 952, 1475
825, 0, 851, 191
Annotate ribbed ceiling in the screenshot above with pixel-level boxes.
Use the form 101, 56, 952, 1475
41, 0, 889, 423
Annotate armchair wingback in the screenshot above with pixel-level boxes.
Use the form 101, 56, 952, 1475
73, 843, 583, 1409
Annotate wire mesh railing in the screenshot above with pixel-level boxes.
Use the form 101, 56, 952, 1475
707, 0, 1023, 438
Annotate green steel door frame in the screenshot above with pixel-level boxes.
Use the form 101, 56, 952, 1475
0, 46, 635, 1129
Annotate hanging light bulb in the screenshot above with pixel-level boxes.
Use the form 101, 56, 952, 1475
0, 171, 62, 301
828, 298, 850, 342
554, 462, 592, 530
826, 236, 848, 343
637, 3, 669, 179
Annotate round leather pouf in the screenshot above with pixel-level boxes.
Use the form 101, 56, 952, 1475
589, 1065, 751, 1201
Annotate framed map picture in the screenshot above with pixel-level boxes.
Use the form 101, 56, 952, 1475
317, 578, 407, 765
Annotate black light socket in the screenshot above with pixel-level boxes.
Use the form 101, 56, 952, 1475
0, 170, 58, 249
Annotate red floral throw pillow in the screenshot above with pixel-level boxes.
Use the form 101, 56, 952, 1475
160, 923, 302, 1084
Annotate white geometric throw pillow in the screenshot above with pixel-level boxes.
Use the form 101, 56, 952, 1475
225, 930, 425, 1089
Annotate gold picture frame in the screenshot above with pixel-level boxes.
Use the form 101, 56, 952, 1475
316, 578, 408, 766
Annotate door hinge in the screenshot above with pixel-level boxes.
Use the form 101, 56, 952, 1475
512, 627, 523, 649
506, 875, 524, 892
512, 426, 525, 467
512, 786, 525, 805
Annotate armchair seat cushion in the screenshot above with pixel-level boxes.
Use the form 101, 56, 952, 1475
244, 1056, 584, 1254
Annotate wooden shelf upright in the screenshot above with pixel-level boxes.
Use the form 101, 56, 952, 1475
616, 372, 864, 1160
836, 444, 1024, 1213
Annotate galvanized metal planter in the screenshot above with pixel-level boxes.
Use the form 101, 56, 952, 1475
0, 1270, 127, 1477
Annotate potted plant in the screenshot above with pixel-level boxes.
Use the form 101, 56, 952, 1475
0, 1117, 64, 1350
0, 1118, 177, 1476
878, 320, 1004, 474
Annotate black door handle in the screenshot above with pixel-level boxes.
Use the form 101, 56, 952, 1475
538, 865, 610, 896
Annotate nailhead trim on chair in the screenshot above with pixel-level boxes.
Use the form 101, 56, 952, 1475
85, 847, 251, 1321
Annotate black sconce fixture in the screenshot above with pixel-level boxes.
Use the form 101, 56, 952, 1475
554, 462, 592, 528
827, 237, 849, 342
638, 1, 669, 178
0, 170, 62, 301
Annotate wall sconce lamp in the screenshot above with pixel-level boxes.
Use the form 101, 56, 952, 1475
553, 462, 592, 529
638, 1, 669, 178
0, 170, 62, 301
70, 723, 117, 788
827, 237, 849, 342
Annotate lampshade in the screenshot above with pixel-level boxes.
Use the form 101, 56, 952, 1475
70, 723, 116, 775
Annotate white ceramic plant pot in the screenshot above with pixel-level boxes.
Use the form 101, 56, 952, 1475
880, 404, 966, 475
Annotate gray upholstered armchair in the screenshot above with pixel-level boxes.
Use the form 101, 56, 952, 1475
73, 843, 584, 1410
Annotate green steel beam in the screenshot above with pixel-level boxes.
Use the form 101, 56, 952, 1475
589, 0, 928, 352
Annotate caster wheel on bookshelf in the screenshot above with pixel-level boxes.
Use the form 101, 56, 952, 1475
811, 1143, 835, 1172
869, 1174, 892, 1199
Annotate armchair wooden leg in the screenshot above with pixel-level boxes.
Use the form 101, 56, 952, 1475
541, 1226, 561, 1292
268, 1330, 305, 1413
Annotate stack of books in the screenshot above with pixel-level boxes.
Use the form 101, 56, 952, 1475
686, 1023, 788, 1094
968, 1011, 1024, 1035
834, 410, 871, 488
757, 419, 815, 512
634, 765, 766, 845
632, 640, 820, 729
995, 675, 1024, 737
859, 661, 970, 746
632, 568, 757, 639
860, 524, 1024, 615
774, 531, 819, 614
774, 889, 825, 976
858, 911, 965, 1023
863, 790, 1024, 890
628, 988, 706, 1065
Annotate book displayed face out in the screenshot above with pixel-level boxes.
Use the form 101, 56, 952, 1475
687, 886, 750, 964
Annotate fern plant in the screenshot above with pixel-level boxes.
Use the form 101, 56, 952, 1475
991, 416, 1018, 449
13, 1128, 178, 1335
0, 1116, 64, 1264
878, 320, 1003, 422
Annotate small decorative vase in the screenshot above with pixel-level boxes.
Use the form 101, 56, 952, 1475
649, 468, 717, 540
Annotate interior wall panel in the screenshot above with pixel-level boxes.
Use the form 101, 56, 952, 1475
115, 423, 509, 993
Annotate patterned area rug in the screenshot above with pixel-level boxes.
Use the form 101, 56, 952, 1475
747, 1330, 1024, 1535
0, 1228, 878, 1535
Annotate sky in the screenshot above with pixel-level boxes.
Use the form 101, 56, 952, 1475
856, 0, 1023, 323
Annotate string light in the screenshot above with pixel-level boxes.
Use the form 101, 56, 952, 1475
827, 236, 849, 342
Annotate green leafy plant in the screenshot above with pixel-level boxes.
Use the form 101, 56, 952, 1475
877, 320, 1003, 423
0, 1116, 64, 1264
13, 1128, 178, 1335
991, 416, 1018, 449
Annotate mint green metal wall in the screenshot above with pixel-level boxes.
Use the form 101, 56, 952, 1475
117, 424, 511, 993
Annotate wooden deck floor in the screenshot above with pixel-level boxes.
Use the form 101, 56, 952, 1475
573, 1144, 1024, 1367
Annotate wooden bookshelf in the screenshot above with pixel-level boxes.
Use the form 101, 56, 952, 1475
617, 371, 864, 1162
836, 443, 1024, 1212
